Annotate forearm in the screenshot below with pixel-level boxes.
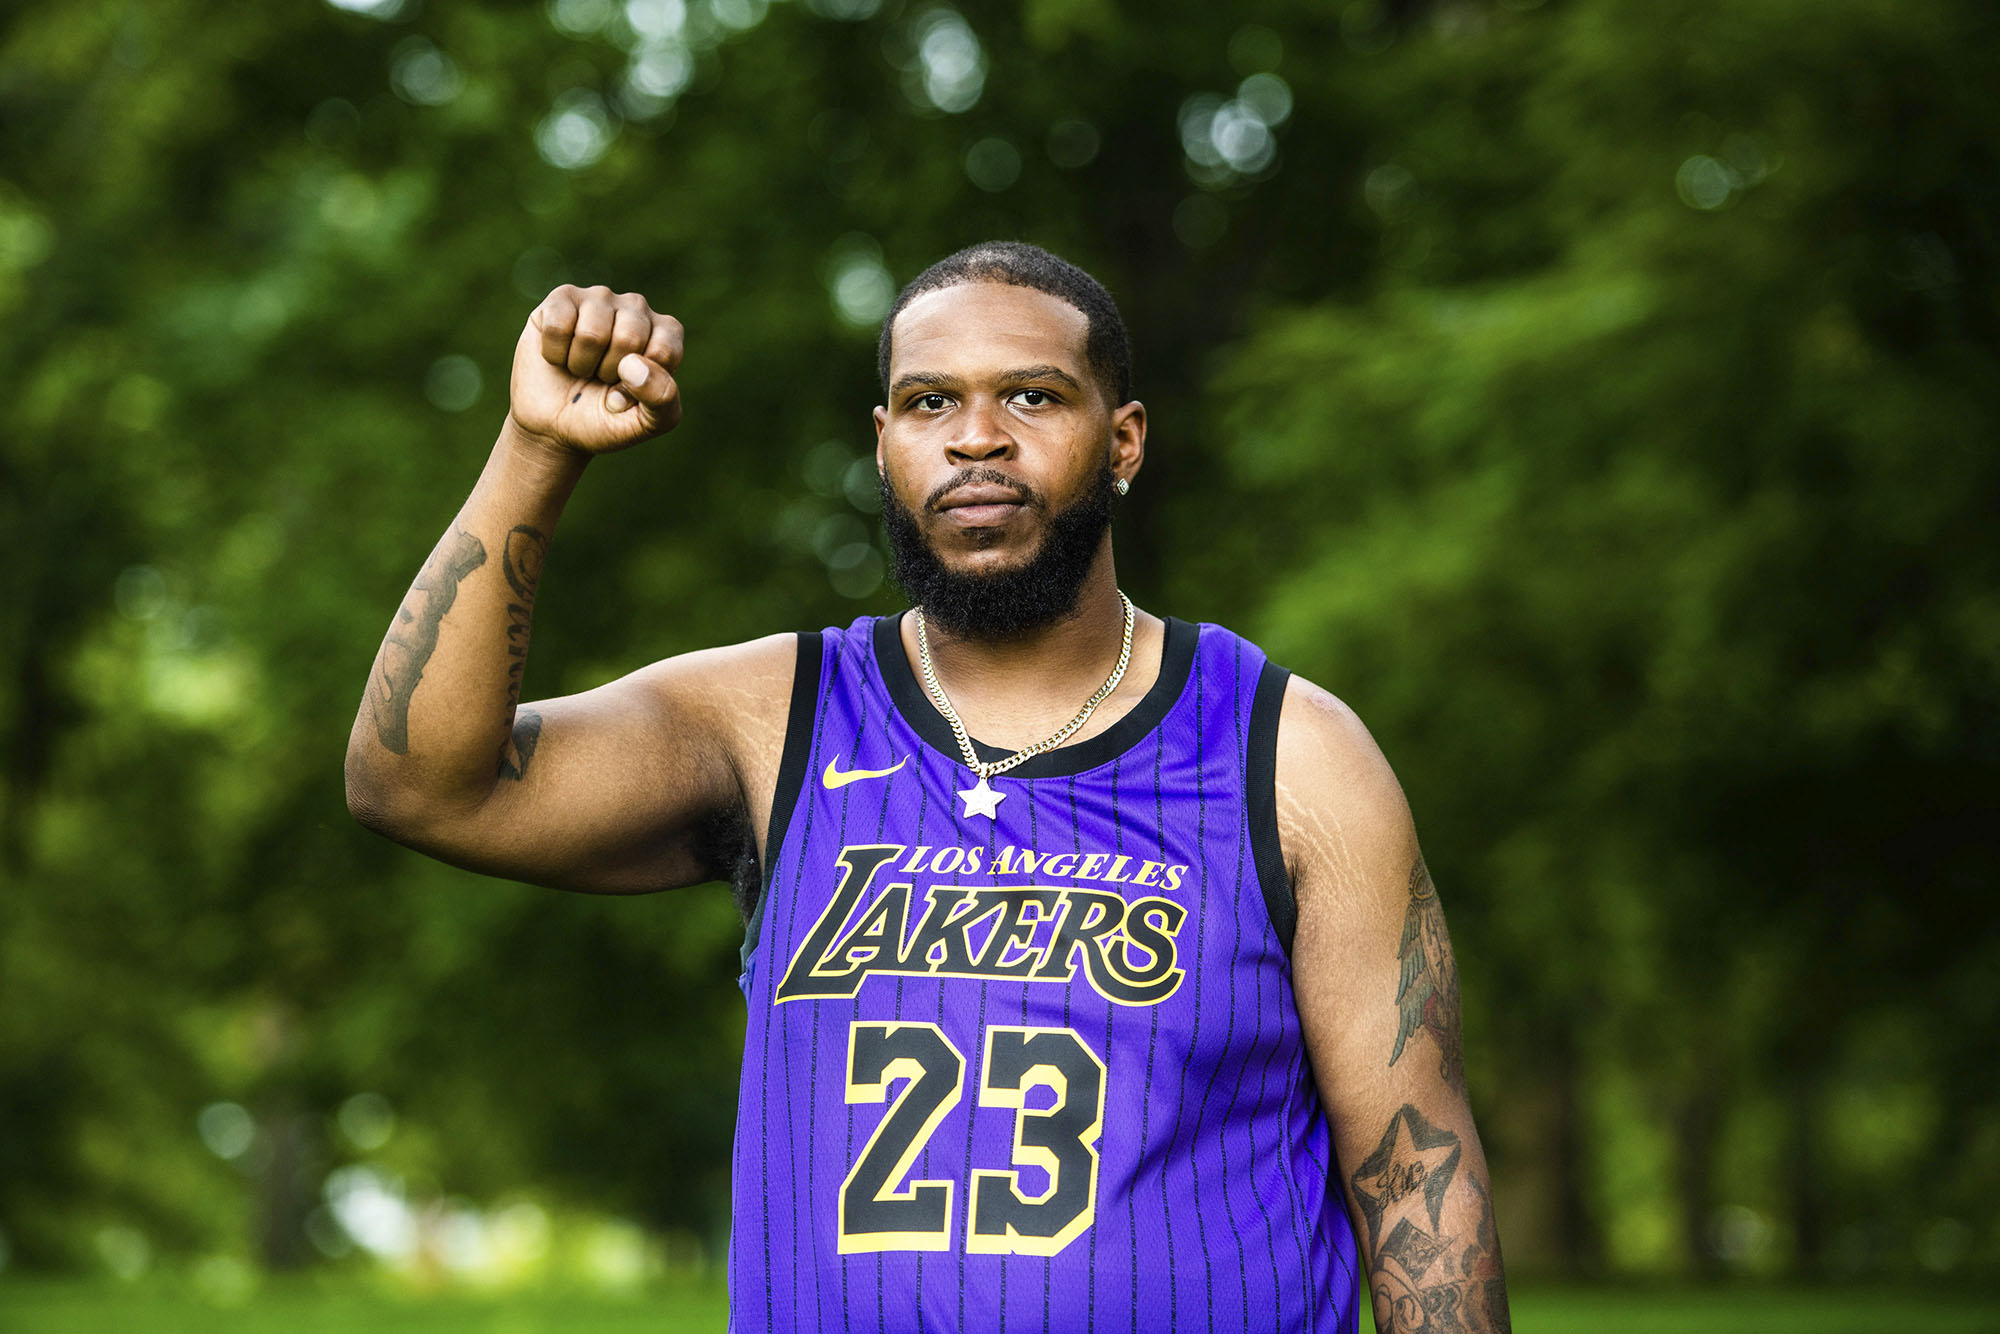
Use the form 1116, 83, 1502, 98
345, 417, 585, 826
1348, 1101, 1510, 1334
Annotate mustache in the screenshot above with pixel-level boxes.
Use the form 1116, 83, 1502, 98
924, 467, 1043, 513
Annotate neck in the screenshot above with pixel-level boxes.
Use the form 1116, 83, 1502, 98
907, 543, 1156, 750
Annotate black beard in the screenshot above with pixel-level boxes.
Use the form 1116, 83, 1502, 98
879, 461, 1116, 641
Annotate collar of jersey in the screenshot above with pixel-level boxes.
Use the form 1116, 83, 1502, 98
872, 612, 1199, 780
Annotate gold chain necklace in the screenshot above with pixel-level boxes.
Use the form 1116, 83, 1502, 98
915, 591, 1136, 820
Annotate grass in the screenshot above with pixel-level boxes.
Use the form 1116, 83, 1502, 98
0, 1279, 728, 1333
1, 1279, 1996, 1332
1450, 1285, 2000, 1333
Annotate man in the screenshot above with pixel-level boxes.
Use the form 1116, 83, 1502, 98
346, 242, 1510, 1332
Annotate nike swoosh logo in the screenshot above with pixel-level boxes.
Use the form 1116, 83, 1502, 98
822, 756, 908, 790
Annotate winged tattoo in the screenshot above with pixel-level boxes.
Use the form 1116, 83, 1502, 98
1390, 854, 1467, 1096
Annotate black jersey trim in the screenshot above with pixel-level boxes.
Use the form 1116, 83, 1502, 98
872, 613, 1199, 779
741, 631, 823, 970
1248, 659, 1296, 955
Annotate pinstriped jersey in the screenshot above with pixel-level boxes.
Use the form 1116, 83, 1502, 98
730, 614, 1360, 1333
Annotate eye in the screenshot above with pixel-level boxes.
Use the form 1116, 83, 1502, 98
1013, 388, 1054, 406
913, 392, 951, 412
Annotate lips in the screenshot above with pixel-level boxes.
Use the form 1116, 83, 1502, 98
937, 483, 1029, 510
935, 481, 1030, 526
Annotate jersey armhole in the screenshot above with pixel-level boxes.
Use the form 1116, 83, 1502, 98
1247, 659, 1296, 956
741, 630, 823, 971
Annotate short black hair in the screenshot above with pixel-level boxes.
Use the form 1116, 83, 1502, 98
876, 241, 1133, 406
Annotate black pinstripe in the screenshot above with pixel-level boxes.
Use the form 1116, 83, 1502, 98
1152, 718, 1178, 1329
1171, 645, 1214, 1330
781, 645, 835, 1332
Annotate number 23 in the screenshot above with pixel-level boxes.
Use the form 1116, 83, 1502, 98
839, 1023, 1105, 1257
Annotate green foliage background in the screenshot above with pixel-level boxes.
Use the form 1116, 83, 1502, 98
2, 0, 1996, 1294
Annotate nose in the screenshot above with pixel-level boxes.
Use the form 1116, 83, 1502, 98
946, 396, 1015, 464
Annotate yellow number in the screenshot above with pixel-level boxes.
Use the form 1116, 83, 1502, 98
837, 1022, 1106, 1257
967, 1027, 1105, 1256
838, 1022, 964, 1253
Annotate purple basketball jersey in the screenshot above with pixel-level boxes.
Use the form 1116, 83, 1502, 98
730, 614, 1360, 1332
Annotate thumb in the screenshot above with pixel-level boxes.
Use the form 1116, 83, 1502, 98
605, 352, 676, 423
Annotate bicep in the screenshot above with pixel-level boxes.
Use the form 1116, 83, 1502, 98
1275, 677, 1448, 1095
395, 634, 794, 893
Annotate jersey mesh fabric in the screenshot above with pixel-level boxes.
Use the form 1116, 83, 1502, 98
729, 614, 1359, 1333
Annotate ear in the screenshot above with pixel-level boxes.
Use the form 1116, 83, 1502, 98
873, 404, 888, 470
1108, 399, 1146, 489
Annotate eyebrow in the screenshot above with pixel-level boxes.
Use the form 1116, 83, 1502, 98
997, 364, 1085, 393
888, 371, 960, 396
888, 364, 1086, 397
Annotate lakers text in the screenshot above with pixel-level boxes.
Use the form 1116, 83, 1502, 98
776, 843, 1189, 1007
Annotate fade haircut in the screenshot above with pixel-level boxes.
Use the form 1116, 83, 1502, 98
876, 241, 1134, 407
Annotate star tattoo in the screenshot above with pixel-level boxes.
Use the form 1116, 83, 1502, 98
1350, 1103, 1463, 1252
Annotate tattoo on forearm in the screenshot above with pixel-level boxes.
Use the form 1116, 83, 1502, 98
1391, 854, 1468, 1096
501, 525, 547, 714
497, 708, 542, 781
1353, 1104, 1462, 1252
370, 528, 488, 754
1353, 1105, 1509, 1332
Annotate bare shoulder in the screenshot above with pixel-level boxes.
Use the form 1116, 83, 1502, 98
1272, 673, 1419, 916
625, 631, 798, 727
516, 632, 812, 880
616, 631, 800, 773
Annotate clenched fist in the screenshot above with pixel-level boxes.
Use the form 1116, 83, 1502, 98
507, 285, 684, 455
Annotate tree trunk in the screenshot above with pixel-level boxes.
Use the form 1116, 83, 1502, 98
1675, 1083, 1722, 1278
256, 1100, 314, 1270
1787, 1073, 1823, 1277
1551, 1024, 1601, 1276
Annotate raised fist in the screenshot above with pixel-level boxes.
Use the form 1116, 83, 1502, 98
507, 285, 684, 455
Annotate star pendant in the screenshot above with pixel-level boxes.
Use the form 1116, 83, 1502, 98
957, 775, 1005, 820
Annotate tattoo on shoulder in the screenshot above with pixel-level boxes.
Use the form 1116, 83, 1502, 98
370, 528, 487, 754
1353, 1104, 1509, 1332
501, 525, 548, 714
497, 708, 543, 782
1391, 853, 1468, 1097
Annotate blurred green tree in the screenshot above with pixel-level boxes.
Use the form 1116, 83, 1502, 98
0, 0, 1992, 1286
1196, 0, 2000, 1279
